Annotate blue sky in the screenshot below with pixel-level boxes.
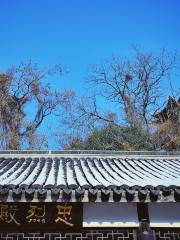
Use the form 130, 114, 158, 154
0, 0, 180, 148
1, 0, 180, 91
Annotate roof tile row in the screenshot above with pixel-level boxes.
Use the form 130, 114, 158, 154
0, 156, 180, 189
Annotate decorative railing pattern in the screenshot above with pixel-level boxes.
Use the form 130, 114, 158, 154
0, 230, 135, 240
155, 230, 180, 240
1, 228, 180, 240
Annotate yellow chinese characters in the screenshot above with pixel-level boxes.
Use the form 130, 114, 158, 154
0, 204, 20, 226
55, 204, 74, 227
26, 204, 46, 224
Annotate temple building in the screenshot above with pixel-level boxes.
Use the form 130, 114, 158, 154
0, 150, 180, 240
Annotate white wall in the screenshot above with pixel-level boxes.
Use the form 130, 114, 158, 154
149, 203, 180, 227
83, 202, 180, 228
83, 203, 138, 227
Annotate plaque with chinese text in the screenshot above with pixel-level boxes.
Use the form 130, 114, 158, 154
0, 203, 82, 232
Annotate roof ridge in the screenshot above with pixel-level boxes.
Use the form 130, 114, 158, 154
0, 150, 179, 156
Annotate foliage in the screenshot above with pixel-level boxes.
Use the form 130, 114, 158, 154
65, 124, 152, 151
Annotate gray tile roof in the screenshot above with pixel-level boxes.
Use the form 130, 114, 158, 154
0, 151, 180, 202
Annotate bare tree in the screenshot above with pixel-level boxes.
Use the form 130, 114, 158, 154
0, 61, 67, 150
54, 91, 119, 148
85, 48, 177, 132
55, 48, 178, 149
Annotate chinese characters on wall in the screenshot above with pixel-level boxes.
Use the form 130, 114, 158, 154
0, 204, 20, 226
0, 203, 82, 232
